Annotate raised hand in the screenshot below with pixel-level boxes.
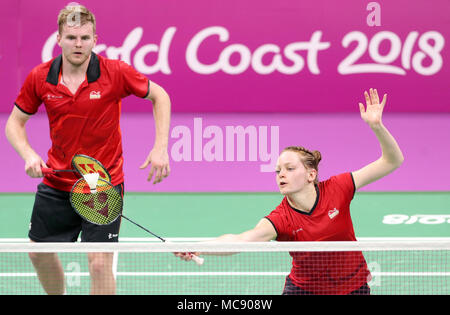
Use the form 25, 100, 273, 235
359, 88, 387, 129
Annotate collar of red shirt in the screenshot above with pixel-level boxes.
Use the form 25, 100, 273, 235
45, 52, 100, 85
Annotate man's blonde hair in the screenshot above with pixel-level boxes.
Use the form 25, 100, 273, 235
58, 3, 96, 34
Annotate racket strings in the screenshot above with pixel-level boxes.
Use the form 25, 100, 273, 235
71, 179, 122, 225
72, 155, 111, 182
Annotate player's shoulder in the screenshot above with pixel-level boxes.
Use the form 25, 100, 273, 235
97, 55, 140, 80
320, 172, 352, 187
18, 57, 59, 91
319, 172, 355, 198
27, 57, 55, 80
273, 196, 290, 213
97, 54, 129, 70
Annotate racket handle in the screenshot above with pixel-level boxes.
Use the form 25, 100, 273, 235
191, 254, 204, 266
41, 167, 54, 175
119, 215, 204, 265
42, 168, 75, 174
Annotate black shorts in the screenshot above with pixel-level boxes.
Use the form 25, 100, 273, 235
282, 276, 371, 295
29, 182, 124, 242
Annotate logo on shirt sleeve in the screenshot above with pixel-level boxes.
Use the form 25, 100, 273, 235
328, 208, 340, 219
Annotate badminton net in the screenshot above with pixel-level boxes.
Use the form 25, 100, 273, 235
0, 241, 448, 295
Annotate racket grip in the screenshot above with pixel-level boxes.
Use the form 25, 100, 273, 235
191, 254, 204, 266
41, 167, 54, 175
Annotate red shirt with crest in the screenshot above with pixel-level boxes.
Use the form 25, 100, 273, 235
14, 53, 149, 191
265, 172, 371, 294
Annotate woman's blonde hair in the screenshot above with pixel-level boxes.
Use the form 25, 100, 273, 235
57, 3, 96, 34
282, 146, 322, 183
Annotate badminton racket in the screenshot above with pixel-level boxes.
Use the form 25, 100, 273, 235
69, 178, 204, 265
42, 154, 111, 182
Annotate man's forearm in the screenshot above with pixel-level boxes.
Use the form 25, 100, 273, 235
151, 89, 171, 149
5, 115, 36, 161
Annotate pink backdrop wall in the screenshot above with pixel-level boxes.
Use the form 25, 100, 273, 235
2, 112, 449, 192
1, 1, 449, 192
1, 0, 449, 113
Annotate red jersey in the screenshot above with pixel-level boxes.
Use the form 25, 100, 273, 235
14, 53, 149, 191
265, 173, 371, 294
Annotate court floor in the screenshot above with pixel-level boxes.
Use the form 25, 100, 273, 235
0, 191, 449, 294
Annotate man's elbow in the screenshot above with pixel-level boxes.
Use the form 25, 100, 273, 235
155, 89, 171, 107
5, 116, 17, 141
147, 82, 170, 105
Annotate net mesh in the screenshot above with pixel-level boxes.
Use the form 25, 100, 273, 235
0, 241, 448, 295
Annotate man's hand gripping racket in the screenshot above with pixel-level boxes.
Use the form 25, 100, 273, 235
69, 177, 204, 266
41, 154, 111, 182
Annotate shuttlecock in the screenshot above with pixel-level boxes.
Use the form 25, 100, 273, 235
83, 173, 99, 194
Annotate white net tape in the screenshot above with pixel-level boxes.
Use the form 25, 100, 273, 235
0, 241, 448, 295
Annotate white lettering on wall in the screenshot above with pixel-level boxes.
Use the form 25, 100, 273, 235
42, 27, 176, 75
185, 26, 330, 75
42, 27, 444, 76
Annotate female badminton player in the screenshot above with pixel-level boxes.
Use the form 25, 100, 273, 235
176, 88, 404, 295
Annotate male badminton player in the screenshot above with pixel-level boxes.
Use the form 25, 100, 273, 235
5, 4, 171, 295
176, 88, 404, 295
